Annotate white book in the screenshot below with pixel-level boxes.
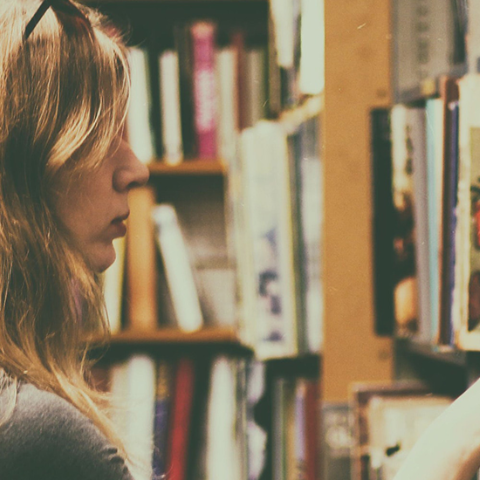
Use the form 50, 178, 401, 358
102, 236, 126, 334
299, 0, 324, 94
126, 47, 155, 164
240, 121, 297, 358
245, 48, 267, 128
270, 0, 295, 68
215, 47, 239, 165
205, 357, 240, 480
159, 50, 183, 165
125, 354, 156, 480
109, 360, 129, 441
151, 204, 203, 332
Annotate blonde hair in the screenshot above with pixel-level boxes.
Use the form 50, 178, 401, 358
0, 0, 130, 456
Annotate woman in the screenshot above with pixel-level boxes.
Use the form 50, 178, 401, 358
0, 1, 149, 478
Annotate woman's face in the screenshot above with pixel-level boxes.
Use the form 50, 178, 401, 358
55, 139, 150, 272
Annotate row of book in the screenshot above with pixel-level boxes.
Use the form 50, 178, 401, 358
371, 73, 480, 350
92, 354, 319, 480
125, 21, 269, 165
125, 0, 325, 166
321, 382, 452, 480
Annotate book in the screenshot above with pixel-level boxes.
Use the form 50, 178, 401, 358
408, 105, 430, 343
295, 116, 323, 353
151, 204, 203, 332
272, 378, 287, 480
366, 394, 452, 479
370, 109, 395, 337
245, 47, 267, 128
298, 0, 324, 95
125, 186, 158, 331
125, 354, 157, 480
159, 50, 183, 165
350, 381, 429, 480
293, 380, 308, 480
320, 402, 354, 480
238, 121, 298, 358
392, 0, 464, 101
191, 21, 218, 159
174, 23, 196, 158
102, 236, 126, 334
125, 47, 156, 164
439, 78, 460, 345
454, 74, 480, 349
246, 361, 267, 480
152, 360, 172, 479
390, 104, 419, 337
204, 356, 241, 480
425, 97, 445, 343
166, 357, 196, 480
215, 46, 239, 165
304, 379, 319, 480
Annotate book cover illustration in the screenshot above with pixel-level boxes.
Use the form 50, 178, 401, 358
390, 105, 418, 337
240, 121, 297, 358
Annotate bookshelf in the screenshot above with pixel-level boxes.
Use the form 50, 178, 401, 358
81, 0, 326, 479
345, 1, 480, 478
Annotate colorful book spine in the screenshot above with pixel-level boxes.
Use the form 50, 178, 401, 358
167, 358, 196, 480
152, 360, 172, 478
191, 21, 218, 158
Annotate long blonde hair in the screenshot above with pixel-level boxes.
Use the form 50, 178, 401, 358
0, 0, 130, 454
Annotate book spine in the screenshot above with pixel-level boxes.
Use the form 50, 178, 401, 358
167, 358, 196, 480
151, 204, 203, 332
153, 360, 172, 478
126, 354, 157, 480
191, 22, 218, 158
174, 24, 196, 158
215, 47, 239, 164
103, 236, 126, 334
126, 187, 158, 331
304, 380, 319, 480
159, 50, 183, 165
126, 48, 155, 164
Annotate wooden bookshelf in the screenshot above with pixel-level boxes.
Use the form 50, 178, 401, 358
148, 159, 226, 176
87, 326, 242, 345
323, 0, 393, 401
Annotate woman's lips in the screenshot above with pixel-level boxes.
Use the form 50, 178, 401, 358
111, 212, 129, 237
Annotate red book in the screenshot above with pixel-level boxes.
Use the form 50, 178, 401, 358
166, 357, 196, 480
305, 379, 319, 480
191, 21, 218, 158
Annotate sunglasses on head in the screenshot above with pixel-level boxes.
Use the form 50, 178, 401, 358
24, 0, 93, 41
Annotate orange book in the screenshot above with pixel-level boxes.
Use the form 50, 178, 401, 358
125, 186, 158, 331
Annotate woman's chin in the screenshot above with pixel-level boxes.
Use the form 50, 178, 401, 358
89, 245, 117, 273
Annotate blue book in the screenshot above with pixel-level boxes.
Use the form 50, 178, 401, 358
152, 360, 172, 479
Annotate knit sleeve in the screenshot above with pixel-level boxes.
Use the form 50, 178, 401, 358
0, 383, 136, 480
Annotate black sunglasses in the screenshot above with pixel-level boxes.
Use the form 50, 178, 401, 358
24, 0, 93, 41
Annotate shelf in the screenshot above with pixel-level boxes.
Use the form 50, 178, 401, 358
148, 159, 226, 176
395, 338, 467, 368
88, 326, 241, 345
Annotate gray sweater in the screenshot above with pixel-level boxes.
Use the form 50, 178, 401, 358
0, 383, 135, 480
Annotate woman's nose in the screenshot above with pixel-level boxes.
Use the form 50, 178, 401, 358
113, 140, 150, 192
